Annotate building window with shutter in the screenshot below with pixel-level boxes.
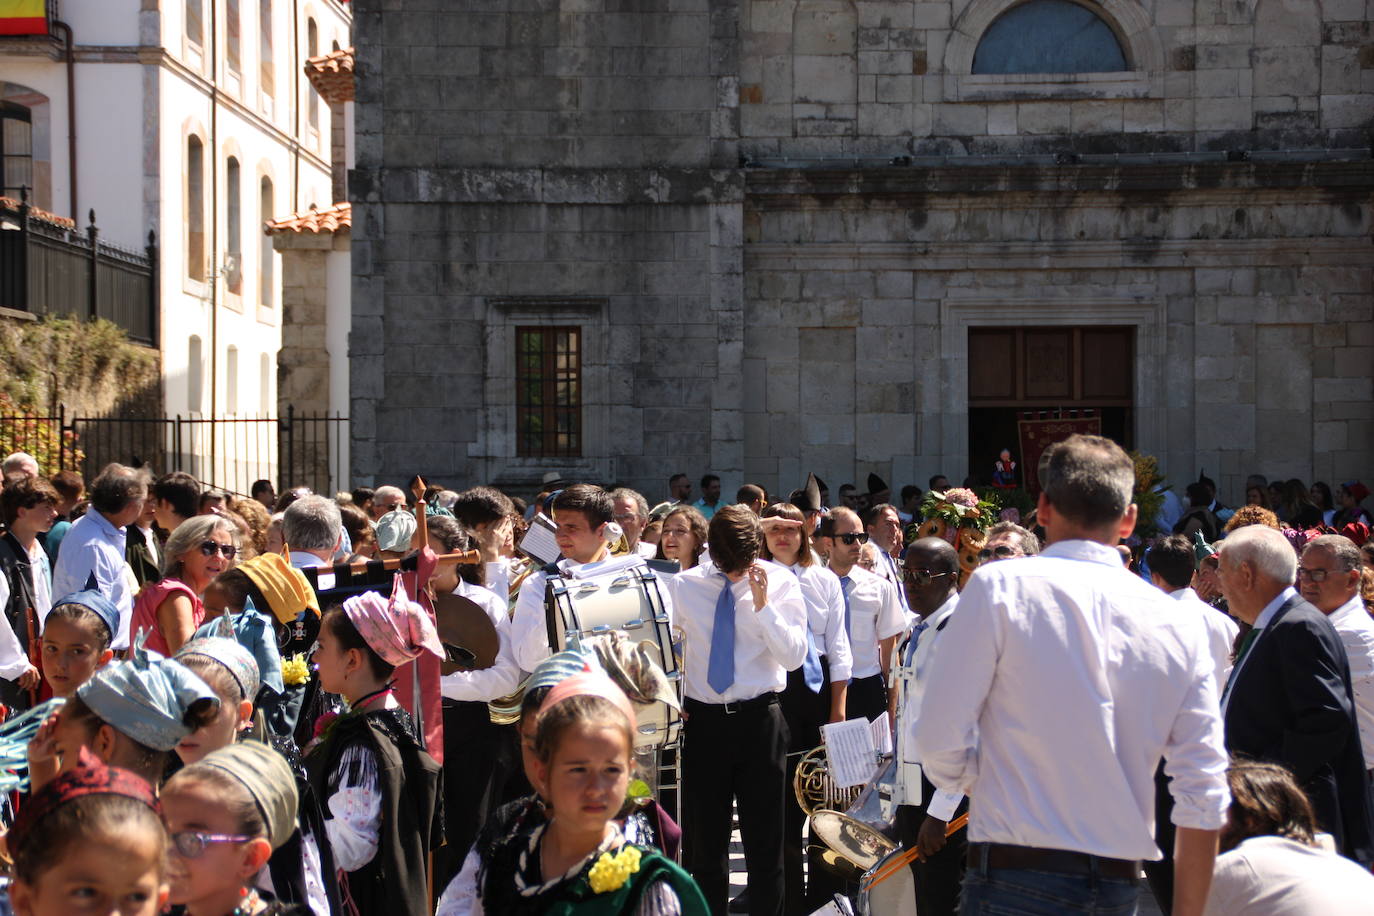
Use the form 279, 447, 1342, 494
515, 326, 581, 458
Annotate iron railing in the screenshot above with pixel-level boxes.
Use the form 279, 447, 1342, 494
0, 194, 158, 345
0, 406, 349, 497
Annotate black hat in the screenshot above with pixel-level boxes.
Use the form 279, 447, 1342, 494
790, 473, 823, 513
867, 473, 889, 496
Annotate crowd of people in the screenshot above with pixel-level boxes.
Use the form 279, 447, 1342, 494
1, 443, 1373, 916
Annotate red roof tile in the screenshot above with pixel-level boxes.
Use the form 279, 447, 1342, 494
305, 47, 354, 104
264, 201, 351, 235
0, 197, 77, 230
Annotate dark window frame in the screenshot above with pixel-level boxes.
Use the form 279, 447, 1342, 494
515, 326, 582, 458
0, 101, 33, 198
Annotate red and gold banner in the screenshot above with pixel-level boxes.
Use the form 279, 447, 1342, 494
0, 0, 47, 36
1017, 414, 1103, 501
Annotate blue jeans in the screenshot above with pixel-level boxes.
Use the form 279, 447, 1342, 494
960, 854, 1140, 916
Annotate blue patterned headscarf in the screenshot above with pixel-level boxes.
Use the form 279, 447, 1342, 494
48, 589, 120, 645
187, 599, 284, 699
77, 632, 219, 752
529, 649, 602, 692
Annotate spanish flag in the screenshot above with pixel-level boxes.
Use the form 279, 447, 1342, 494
0, 0, 46, 36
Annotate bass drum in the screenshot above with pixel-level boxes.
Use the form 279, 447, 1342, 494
858, 847, 918, 916
546, 563, 682, 748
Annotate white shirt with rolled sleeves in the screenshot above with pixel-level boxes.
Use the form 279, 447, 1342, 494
789, 562, 853, 682
913, 539, 1231, 861
835, 565, 908, 680
896, 593, 964, 822
1169, 587, 1238, 692
669, 559, 808, 704
50, 511, 133, 649
439, 578, 523, 703
509, 554, 672, 675
1327, 592, 1374, 769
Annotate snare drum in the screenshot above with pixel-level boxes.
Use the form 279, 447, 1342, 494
858, 847, 918, 916
546, 563, 682, 747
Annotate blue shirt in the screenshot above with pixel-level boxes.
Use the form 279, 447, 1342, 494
51, 511, 133, 649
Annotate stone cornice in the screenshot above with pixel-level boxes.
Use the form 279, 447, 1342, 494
351, 167, 745, 205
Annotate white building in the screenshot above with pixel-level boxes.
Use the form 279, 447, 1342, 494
0, 0, 350, 488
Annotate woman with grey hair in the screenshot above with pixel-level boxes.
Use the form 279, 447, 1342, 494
128, 513, 239, 655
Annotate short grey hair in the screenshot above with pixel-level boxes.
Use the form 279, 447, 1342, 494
2, 452, 38, 476
1039, 435, 1135, 529
283, 494, 343, 552
88, 463, 148, 516
162, 514, 239, 578
436, 489, 459, 510
986, 521, 1040, 556
1219, 525, 1297, 584
1303, 534, 1362, 572
609, 487, 649, 520
373, 485, 406, 507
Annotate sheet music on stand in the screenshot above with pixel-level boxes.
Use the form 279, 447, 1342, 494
519, 514, 560, 566
822, 717, 880, 789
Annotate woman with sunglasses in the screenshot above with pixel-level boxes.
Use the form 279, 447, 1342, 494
130, 514, 240, 655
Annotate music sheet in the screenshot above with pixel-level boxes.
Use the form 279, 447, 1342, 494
870, 711, 893, 756
519, 514, 560, 565
823, 717, 879, 789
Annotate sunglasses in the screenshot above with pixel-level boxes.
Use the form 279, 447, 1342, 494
1297, 567, 1333, 582
978, 545, 1020, 561
903, 568, 952, 586
198, 541, 238, 559
835, 532, 870, 545
171, 831, 253, 859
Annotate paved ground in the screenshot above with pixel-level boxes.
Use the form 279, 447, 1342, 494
725, 815, 1165, 915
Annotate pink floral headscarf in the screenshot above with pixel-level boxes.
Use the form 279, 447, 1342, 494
342, 576, 444, 666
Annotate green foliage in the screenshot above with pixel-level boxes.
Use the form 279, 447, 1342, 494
976, 486, 1035, 519
1131, 451, 1167, 541
0, 392, 83, 470
0, 315, 157, 415
920, 487, 998, 533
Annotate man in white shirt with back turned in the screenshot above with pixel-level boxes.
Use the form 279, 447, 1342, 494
671, 504, 807, 916
914, 434, 1230, 916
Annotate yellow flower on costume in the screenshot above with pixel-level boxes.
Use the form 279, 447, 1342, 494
587, 845, 642, 893
281, 653, 311, 686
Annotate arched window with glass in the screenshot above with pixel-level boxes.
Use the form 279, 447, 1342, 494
187, 136, 205, 281
226, 156, 242, 294
972, 0, 1127, 74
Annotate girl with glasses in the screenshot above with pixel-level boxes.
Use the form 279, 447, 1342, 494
161, 741, 306, 915
130, 515, 240, 655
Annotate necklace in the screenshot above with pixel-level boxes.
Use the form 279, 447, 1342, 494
350, 682, 395, 711
230, 889, 261, 916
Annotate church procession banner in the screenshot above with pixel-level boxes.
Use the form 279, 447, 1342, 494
1017, 414, 1103, 501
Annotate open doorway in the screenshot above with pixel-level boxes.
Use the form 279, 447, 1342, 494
966, 326, 1134, 487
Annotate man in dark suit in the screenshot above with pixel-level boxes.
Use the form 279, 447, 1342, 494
1218, 524, 1374, 865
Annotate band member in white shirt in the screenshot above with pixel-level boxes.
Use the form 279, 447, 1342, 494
671, 505, 808, 916
891, 537, 968, 916
610, 487, 658, 559
817, 507, 907, 721
760, 502, 851, 914
864, 502, 910, 612
915, 435, 1230, 916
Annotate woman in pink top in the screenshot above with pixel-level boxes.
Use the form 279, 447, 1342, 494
130, 514, 239, 654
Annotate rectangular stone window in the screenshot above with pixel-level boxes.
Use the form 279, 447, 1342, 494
516, 326, 581, 458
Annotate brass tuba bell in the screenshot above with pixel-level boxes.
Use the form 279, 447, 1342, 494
809, 755, 900, 872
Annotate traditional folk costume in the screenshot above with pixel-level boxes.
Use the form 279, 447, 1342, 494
303, 587, 444, 916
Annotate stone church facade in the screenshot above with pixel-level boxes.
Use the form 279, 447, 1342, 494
349, 0, 1373, 503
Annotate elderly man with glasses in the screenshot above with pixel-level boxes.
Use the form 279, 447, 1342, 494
817, 507, 907, 721
977, 521, 1040, 564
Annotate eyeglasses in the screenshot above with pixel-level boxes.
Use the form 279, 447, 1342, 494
198, 541, 238, 559
171, 831, 254, 859
835, 532, 870, 545
979, 545, 1020, 562
903, 568, 952, 586
1297, 567, 1333, 582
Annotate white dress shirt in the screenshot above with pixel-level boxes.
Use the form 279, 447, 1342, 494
896, 592, 963, 821
510, 554, 670, 675
669, 559, 807, 704
833, 565, 907, 679
25, 540, 51, 626
440, 578, 523, 703
1327, 593, 1374, 768
138, 524, 159, 570
0, 574, 31, 679
789, 562, 852, 682
1203, 835, 1374, 915
1170, 587, 1239, 692
51, 511, 134, 649
914, 539, 1230, 861
874, 548, 910, 613
482, 559, 511, 604
1220, 586, 1297, 714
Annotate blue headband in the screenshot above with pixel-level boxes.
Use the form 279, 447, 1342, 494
48, 589, 119, 644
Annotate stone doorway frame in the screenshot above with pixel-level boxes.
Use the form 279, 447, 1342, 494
937, 294, 1165, 474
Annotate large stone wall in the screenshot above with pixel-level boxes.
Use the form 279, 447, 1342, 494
352, 0, 1374, 502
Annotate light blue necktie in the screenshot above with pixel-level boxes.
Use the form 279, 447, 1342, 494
707, 574, 736, 694
840, 575, 853, 635
905, 621, 928, 665
802, 630, 824, 693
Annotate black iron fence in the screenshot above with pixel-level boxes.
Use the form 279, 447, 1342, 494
0, 195, 158, 345
0, 406, 348, 497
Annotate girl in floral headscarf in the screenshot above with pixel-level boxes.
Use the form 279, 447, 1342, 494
302, 577, 443, 916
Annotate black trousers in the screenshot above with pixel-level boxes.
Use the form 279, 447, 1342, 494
433, 699, 518, 890
894, 773, 969, 916
780, 663, 845, 914
683, 694, 789, 916
847, 673, 888, 722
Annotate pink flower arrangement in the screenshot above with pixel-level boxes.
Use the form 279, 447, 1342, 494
945, 488, 979, 508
